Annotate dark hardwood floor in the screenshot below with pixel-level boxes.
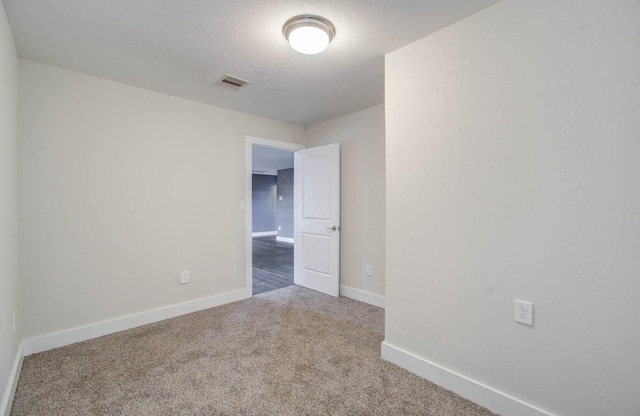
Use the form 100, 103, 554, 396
252, 236, 294, 295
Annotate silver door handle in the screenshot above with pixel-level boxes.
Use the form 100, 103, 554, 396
326, 226, 339, 231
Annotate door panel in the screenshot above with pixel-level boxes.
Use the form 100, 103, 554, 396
294, 143, 340, 297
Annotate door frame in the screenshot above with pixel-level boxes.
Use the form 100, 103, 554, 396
245, 136, 305, 297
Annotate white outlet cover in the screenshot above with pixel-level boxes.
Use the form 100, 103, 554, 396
180, 271, 190, 285
515, 300, 533, 326
365, 265, 373, 276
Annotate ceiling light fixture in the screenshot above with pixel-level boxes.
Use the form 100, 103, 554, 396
283, 15, 335, 55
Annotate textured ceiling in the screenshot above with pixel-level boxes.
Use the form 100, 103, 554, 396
4, 0, 500, 126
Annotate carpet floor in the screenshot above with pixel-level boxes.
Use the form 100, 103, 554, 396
12, 286, 497, 415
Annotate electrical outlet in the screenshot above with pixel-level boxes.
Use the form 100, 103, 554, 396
365, 265, 373, 276
12, 312, 16, 334
515, 300, 533, 326
180, 271, 190, 285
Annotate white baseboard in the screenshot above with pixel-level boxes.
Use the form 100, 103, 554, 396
381, 342, 551, 416
276, 236, 294, 243
339, 285, 385, 308
252, 231, 277, 237
23, 289, 249, 356
1, 341, 24, 416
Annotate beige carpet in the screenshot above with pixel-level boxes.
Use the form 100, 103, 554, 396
12, 286, 497, 415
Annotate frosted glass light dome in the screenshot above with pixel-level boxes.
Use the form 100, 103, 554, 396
283, 15, 335, 55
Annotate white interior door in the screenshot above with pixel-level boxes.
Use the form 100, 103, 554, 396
294, 143, 340, 297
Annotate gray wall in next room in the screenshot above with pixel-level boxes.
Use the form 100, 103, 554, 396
252, 174, 277, 233
276, 168, 294, 239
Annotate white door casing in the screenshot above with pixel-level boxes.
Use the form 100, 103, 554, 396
294, 143, 340, 297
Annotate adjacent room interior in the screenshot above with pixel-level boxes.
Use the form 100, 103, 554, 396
1, 1, 639, 415
251, 145, 295, 295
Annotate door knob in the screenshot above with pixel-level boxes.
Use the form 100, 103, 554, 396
326, 226, 339, 231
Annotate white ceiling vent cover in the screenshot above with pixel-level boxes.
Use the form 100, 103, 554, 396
215, 74, 250, 91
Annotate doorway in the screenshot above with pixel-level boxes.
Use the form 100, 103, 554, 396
245, 137, 304, 296
245, 137, 341, 298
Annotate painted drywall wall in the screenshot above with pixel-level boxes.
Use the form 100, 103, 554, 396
385, 1, 640, 415
18, 59, 306, 340
251, 174, 277, 233
0, 3, 20, 411
276, 168, 294, 239
306, 105, 385, 298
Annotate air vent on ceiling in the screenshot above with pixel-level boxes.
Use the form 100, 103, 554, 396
215, 74, 250, 91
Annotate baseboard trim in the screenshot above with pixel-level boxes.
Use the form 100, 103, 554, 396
339, 285, 385, 308
381, 342, 551, 416
1, 341, 24, 416
23, 289, 249, 356
275, 236, 294, 243
252, 231, 277, 237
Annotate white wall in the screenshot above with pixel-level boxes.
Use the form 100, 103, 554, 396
385, 1, 640, 415
0, 2, 20, 411
18, 60, 305, 339
306, 105, 385, 302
